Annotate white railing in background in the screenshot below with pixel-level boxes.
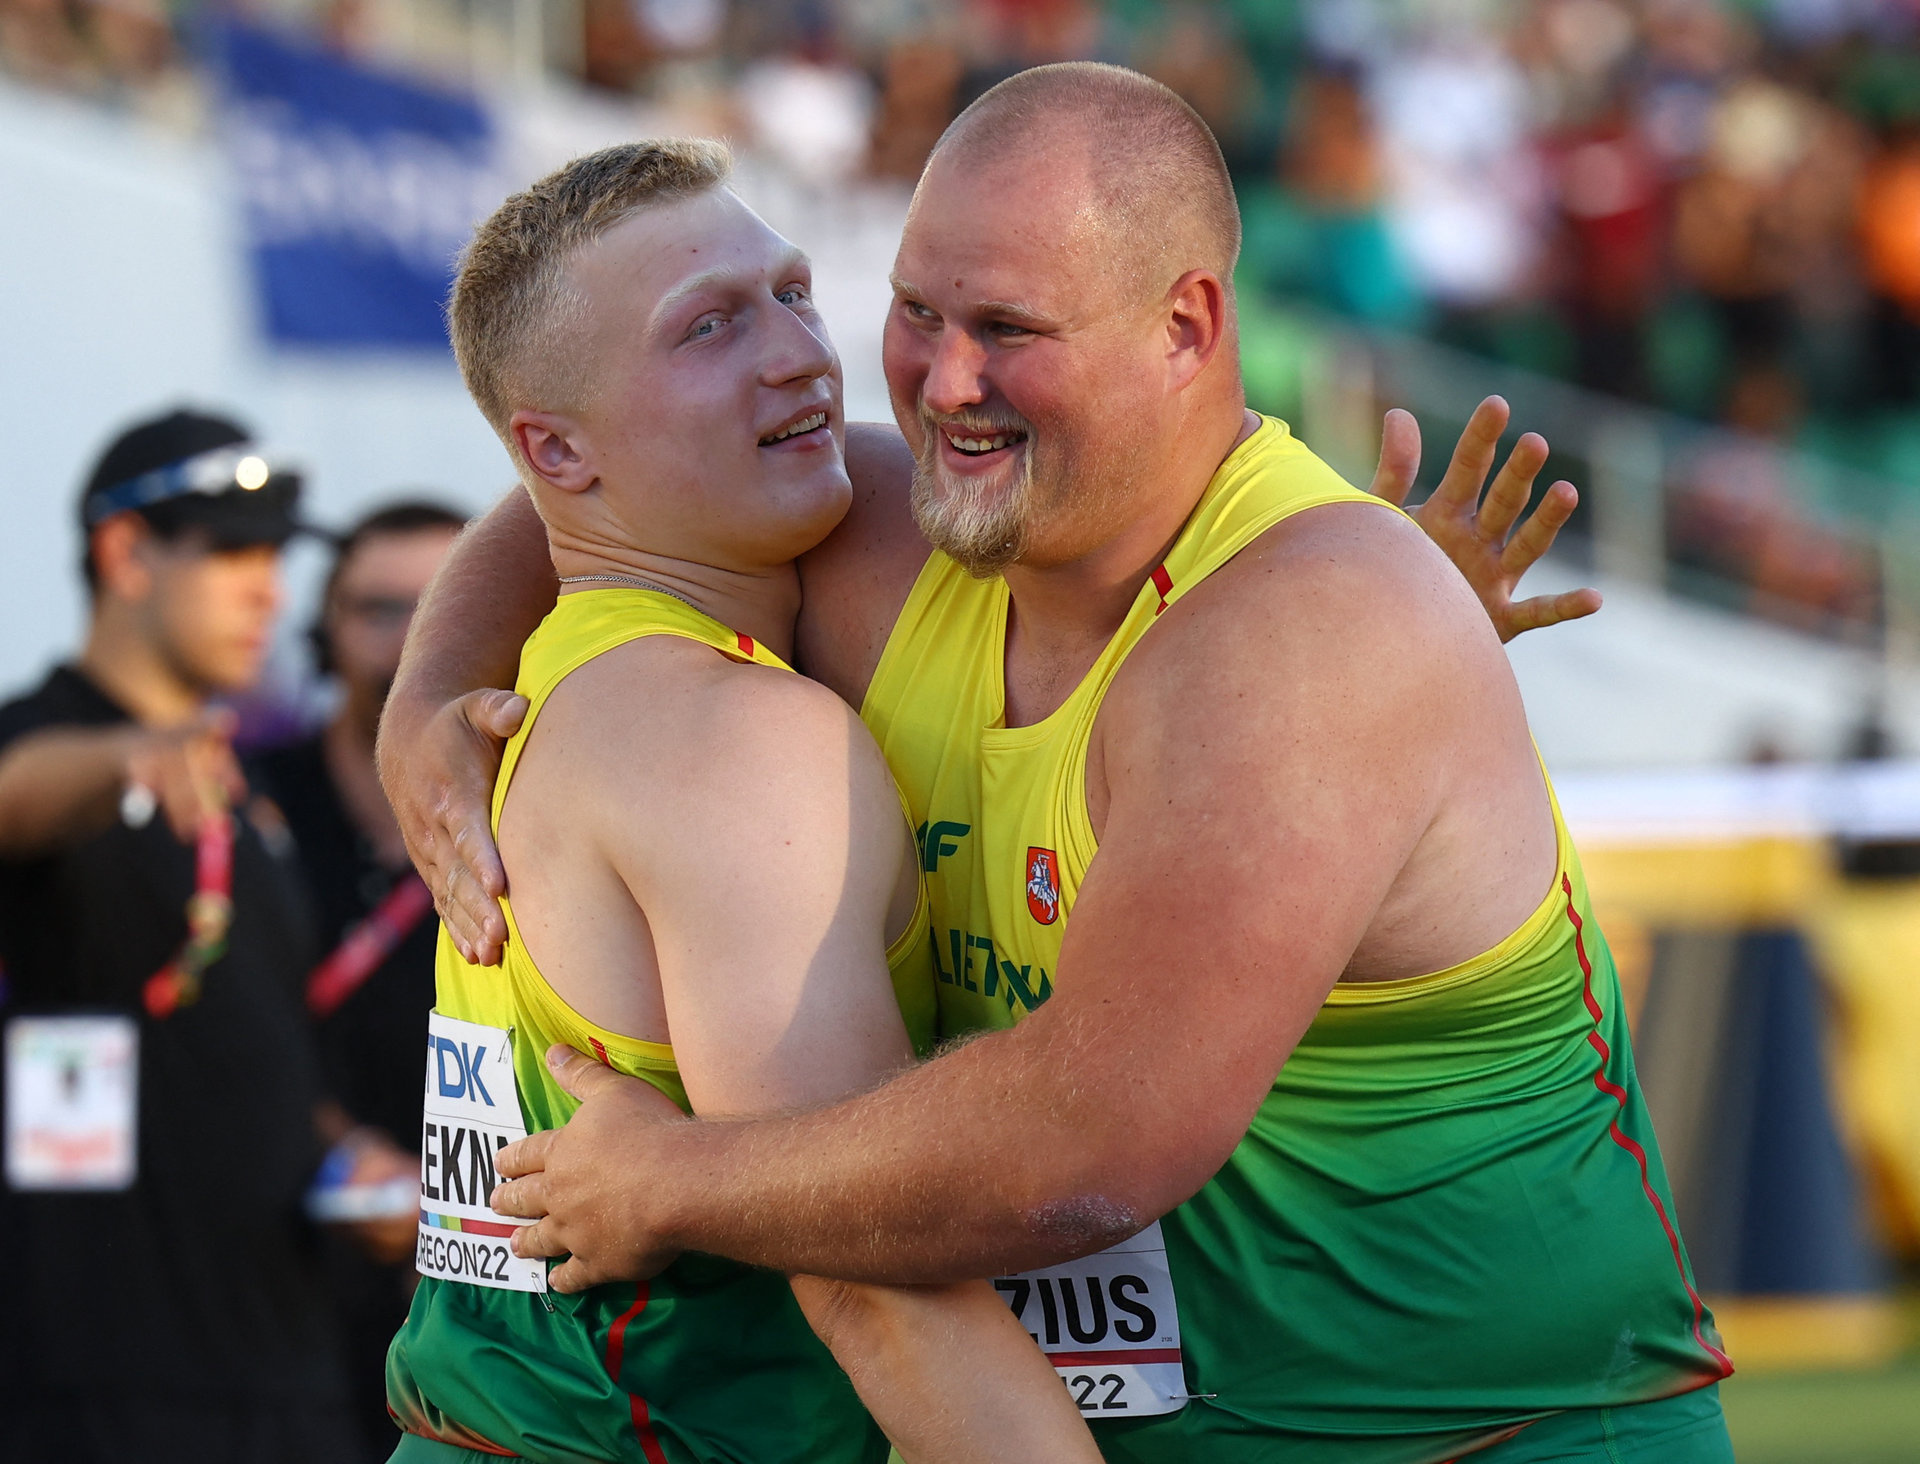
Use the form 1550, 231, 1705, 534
1242, 300, 1920, 663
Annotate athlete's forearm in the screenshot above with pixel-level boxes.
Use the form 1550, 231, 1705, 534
791, 1276, 1101, 1463
387, 486, 554, 718
639, 1013, 1212, 1285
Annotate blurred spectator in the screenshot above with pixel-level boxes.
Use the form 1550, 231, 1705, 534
1239, 67, 1422, 328
252, 500, 464, 1461
0, 0, 176, 96
868, 33, 963, 181
1667, 367, 1879, 624
739, 40, 876, 187
1367, 33, 1544, 318
0, 409, 377, 1462
0, 0, 97, 89
13, 0, 1920, 635
1544, 97, 1666, 398
1860, 121, 1920, 403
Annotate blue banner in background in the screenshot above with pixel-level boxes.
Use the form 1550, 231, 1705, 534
216, 22, 500, 349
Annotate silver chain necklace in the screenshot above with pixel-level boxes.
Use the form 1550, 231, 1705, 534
556, 572, 704, 614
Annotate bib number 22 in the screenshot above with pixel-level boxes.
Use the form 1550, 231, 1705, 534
992, 1220, 1187, 1417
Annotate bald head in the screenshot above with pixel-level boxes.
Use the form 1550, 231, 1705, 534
928, 63, 1241, 305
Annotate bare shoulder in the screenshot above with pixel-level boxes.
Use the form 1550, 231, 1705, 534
795, 422, 932, 705
536, 635, 880, 808
1222, 500, 1500, 640
1102, 501, 1518, 766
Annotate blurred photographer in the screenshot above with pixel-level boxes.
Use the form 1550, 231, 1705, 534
254, 500, 465, 1455
0, 409, 363, 1463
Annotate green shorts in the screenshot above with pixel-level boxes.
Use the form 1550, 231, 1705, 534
1461, 1385, 1733, 1464
392, 1386, 1733, 1464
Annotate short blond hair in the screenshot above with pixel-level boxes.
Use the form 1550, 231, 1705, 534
449, 138, 734, 436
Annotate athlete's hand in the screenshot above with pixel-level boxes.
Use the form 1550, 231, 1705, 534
377, 686, 526, 965
123, 709, 245, 843
491, 1045, 691, 1291
1368, 397, 1603, 643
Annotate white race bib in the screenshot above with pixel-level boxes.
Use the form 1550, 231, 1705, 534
4, 1015, 138, 1191
415, 1012, 545, 1293
993, 1220, 1187, 1417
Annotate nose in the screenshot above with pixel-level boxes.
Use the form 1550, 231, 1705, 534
761, 292, 837, 389
920, 325, 988, 418
254, 555, 284, 617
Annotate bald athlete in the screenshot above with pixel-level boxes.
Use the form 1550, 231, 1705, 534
384, 66, 1730, 1464
381, 140, 1102, 1464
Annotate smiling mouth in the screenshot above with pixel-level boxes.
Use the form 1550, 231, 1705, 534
942, 426, 1028, 456
760, 412, 828, 446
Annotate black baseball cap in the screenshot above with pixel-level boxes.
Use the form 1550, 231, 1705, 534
80, 409, 306, 550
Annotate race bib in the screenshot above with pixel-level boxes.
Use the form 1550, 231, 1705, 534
415, 1012, 545, 1293
4, 1015, 138, 1191
993, 1220, 1187, 1417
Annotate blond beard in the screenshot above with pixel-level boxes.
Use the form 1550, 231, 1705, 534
910, 445, 1036, 576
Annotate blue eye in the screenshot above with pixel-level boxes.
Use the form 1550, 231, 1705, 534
777, 286, 809, 306
688, 316, 722, 340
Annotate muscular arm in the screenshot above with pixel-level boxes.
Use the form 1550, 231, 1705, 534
522, 651, 1098, 1463
376, 486, 554, 960
498, 507, 1549, 1286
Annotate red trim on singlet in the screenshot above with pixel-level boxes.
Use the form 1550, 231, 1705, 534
1562, 874, 1734, 1378
1150, 564, 1173, 616
737, 632, 755, 657
604, 1284, 670, 1464
1047, 1347, 1182, 1366
588, 1036, 611, 1066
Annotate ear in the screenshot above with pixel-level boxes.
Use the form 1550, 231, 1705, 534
1163, 269, 1231, 391
90, 513, 156, 602
510, 411, 597, 496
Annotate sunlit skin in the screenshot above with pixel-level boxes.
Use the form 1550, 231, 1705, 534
510, 187, 850, 623
884, 137, 1246, 723
885, 141, 1216, 583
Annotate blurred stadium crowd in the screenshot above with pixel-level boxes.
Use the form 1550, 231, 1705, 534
7, 0, 1920, 429
10, 0, 1920, 631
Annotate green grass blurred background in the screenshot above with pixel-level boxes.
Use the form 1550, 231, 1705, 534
1720, 1314, 1920, 1464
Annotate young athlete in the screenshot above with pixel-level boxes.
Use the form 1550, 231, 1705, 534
382, 140, 1102, 1464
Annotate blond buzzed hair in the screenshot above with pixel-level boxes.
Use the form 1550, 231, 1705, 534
932, 63, 1240, 303
449, 138, 734, 436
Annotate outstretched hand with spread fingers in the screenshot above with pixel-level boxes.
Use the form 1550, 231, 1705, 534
1368, 397, 1603, 643
490, 1045, 691, 1292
